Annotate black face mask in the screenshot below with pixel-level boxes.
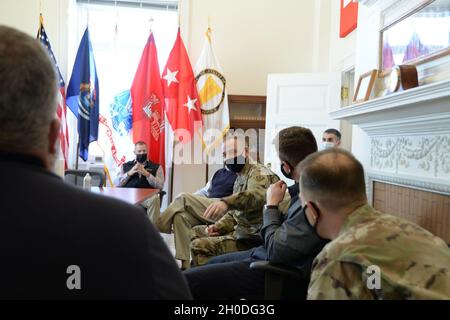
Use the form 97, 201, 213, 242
280, 162, 294, 180
303, 203, 328, 241
136, 153, 147, 163
224, 155, 246, 173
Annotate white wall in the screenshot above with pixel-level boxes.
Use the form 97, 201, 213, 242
327, 0, 357, 152
186, 0, 317, 96
0, 0, 71, 84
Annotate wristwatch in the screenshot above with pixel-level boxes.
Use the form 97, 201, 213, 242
264, 204, 278, 210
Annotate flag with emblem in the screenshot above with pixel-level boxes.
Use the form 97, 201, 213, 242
66, 27, 100, 161
162, 29, 203, 143
131, 32, 165, 170
195, 29, 230, 153
37, 14, 70, 169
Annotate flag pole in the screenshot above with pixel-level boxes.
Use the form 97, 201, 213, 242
75, 136, 80, 185
169, 137, 177, 203
205, 155, 209, 185
204, 22, 211, 185
170, 0, 181, 203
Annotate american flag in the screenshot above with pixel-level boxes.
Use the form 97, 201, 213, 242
37, 14, 70, 169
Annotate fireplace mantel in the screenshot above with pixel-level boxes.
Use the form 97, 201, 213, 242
341, 0, 450, 223
330, 79, 450, 136
330, 79, 450, 197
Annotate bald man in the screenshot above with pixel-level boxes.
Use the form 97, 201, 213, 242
299, 149, 450, 300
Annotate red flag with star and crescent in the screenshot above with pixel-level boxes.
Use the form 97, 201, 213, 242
162, 29, 203, 143
131, 32, 165, 170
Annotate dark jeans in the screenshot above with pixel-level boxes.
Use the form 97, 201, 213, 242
183, 258, 265, 300
207, 248, 254, 264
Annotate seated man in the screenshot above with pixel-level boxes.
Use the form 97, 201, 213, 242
321, 128, 341, 149
189, 137, 280, 266
0, 26, 191, 299
155, 166, 237, 270
300, 149, 450, 300
184, 126, 328, 299
115, 141, 164, 221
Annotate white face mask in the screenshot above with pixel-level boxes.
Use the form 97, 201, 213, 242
321, 142, 335, 150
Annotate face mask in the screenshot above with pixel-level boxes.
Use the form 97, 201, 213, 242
224, 155, 246, 173
280, 162, 294, 180
303, 203, 328, 241
321, 142, 335, 150
136, 153, 147, 163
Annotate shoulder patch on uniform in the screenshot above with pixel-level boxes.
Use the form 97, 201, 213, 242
255, 175, 266, 182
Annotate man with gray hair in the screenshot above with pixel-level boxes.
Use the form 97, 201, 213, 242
0, 25, 191, 299
299, 149, 450, 299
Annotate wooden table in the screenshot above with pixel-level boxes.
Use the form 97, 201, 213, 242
90, 187, 158, 205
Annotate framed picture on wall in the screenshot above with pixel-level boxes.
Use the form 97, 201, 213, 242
340, 0, 358, 38
353, 70, 377, 103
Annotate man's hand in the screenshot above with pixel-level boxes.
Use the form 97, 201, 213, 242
203, 200, 229, 220
137, 165, 150, 177
266, 180, 287, 206
127, 164, 140, 176
205, 224, 220, 237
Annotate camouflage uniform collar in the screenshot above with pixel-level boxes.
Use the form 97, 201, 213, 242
238, 162, 252, 176
339, 203, 373, 236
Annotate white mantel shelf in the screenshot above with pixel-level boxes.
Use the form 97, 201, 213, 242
329, 79, 450, 136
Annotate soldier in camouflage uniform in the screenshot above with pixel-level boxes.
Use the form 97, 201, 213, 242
190, 139, 280, 266
298, 149, 450, 300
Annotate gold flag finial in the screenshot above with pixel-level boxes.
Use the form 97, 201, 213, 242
149, 17, 154, 33
178, 0, 181, 27
206, 17, 212, 43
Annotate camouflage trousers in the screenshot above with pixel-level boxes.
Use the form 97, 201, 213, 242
152, 192, 217, 262
190, 226, 254, 266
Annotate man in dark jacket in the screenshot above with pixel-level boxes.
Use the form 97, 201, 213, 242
115, 140, 165, 222
184, 126, 328, 299
0, 25, 191, 299
115, 141, 164, 190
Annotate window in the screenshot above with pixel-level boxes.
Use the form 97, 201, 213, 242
70, 1, 178, 162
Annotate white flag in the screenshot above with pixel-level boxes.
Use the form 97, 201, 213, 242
97, 90, 134, 186
195, 30, 230, 154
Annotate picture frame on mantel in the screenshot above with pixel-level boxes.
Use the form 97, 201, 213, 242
353, 69, 377, 103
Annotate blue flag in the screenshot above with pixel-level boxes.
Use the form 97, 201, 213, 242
67, 27, 99, 161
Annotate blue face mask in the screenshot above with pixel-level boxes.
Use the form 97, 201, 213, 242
321, 142, 335, 150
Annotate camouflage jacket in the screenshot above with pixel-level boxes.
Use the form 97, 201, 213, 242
215, 162, 279, 237
308, 204, 450, 300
